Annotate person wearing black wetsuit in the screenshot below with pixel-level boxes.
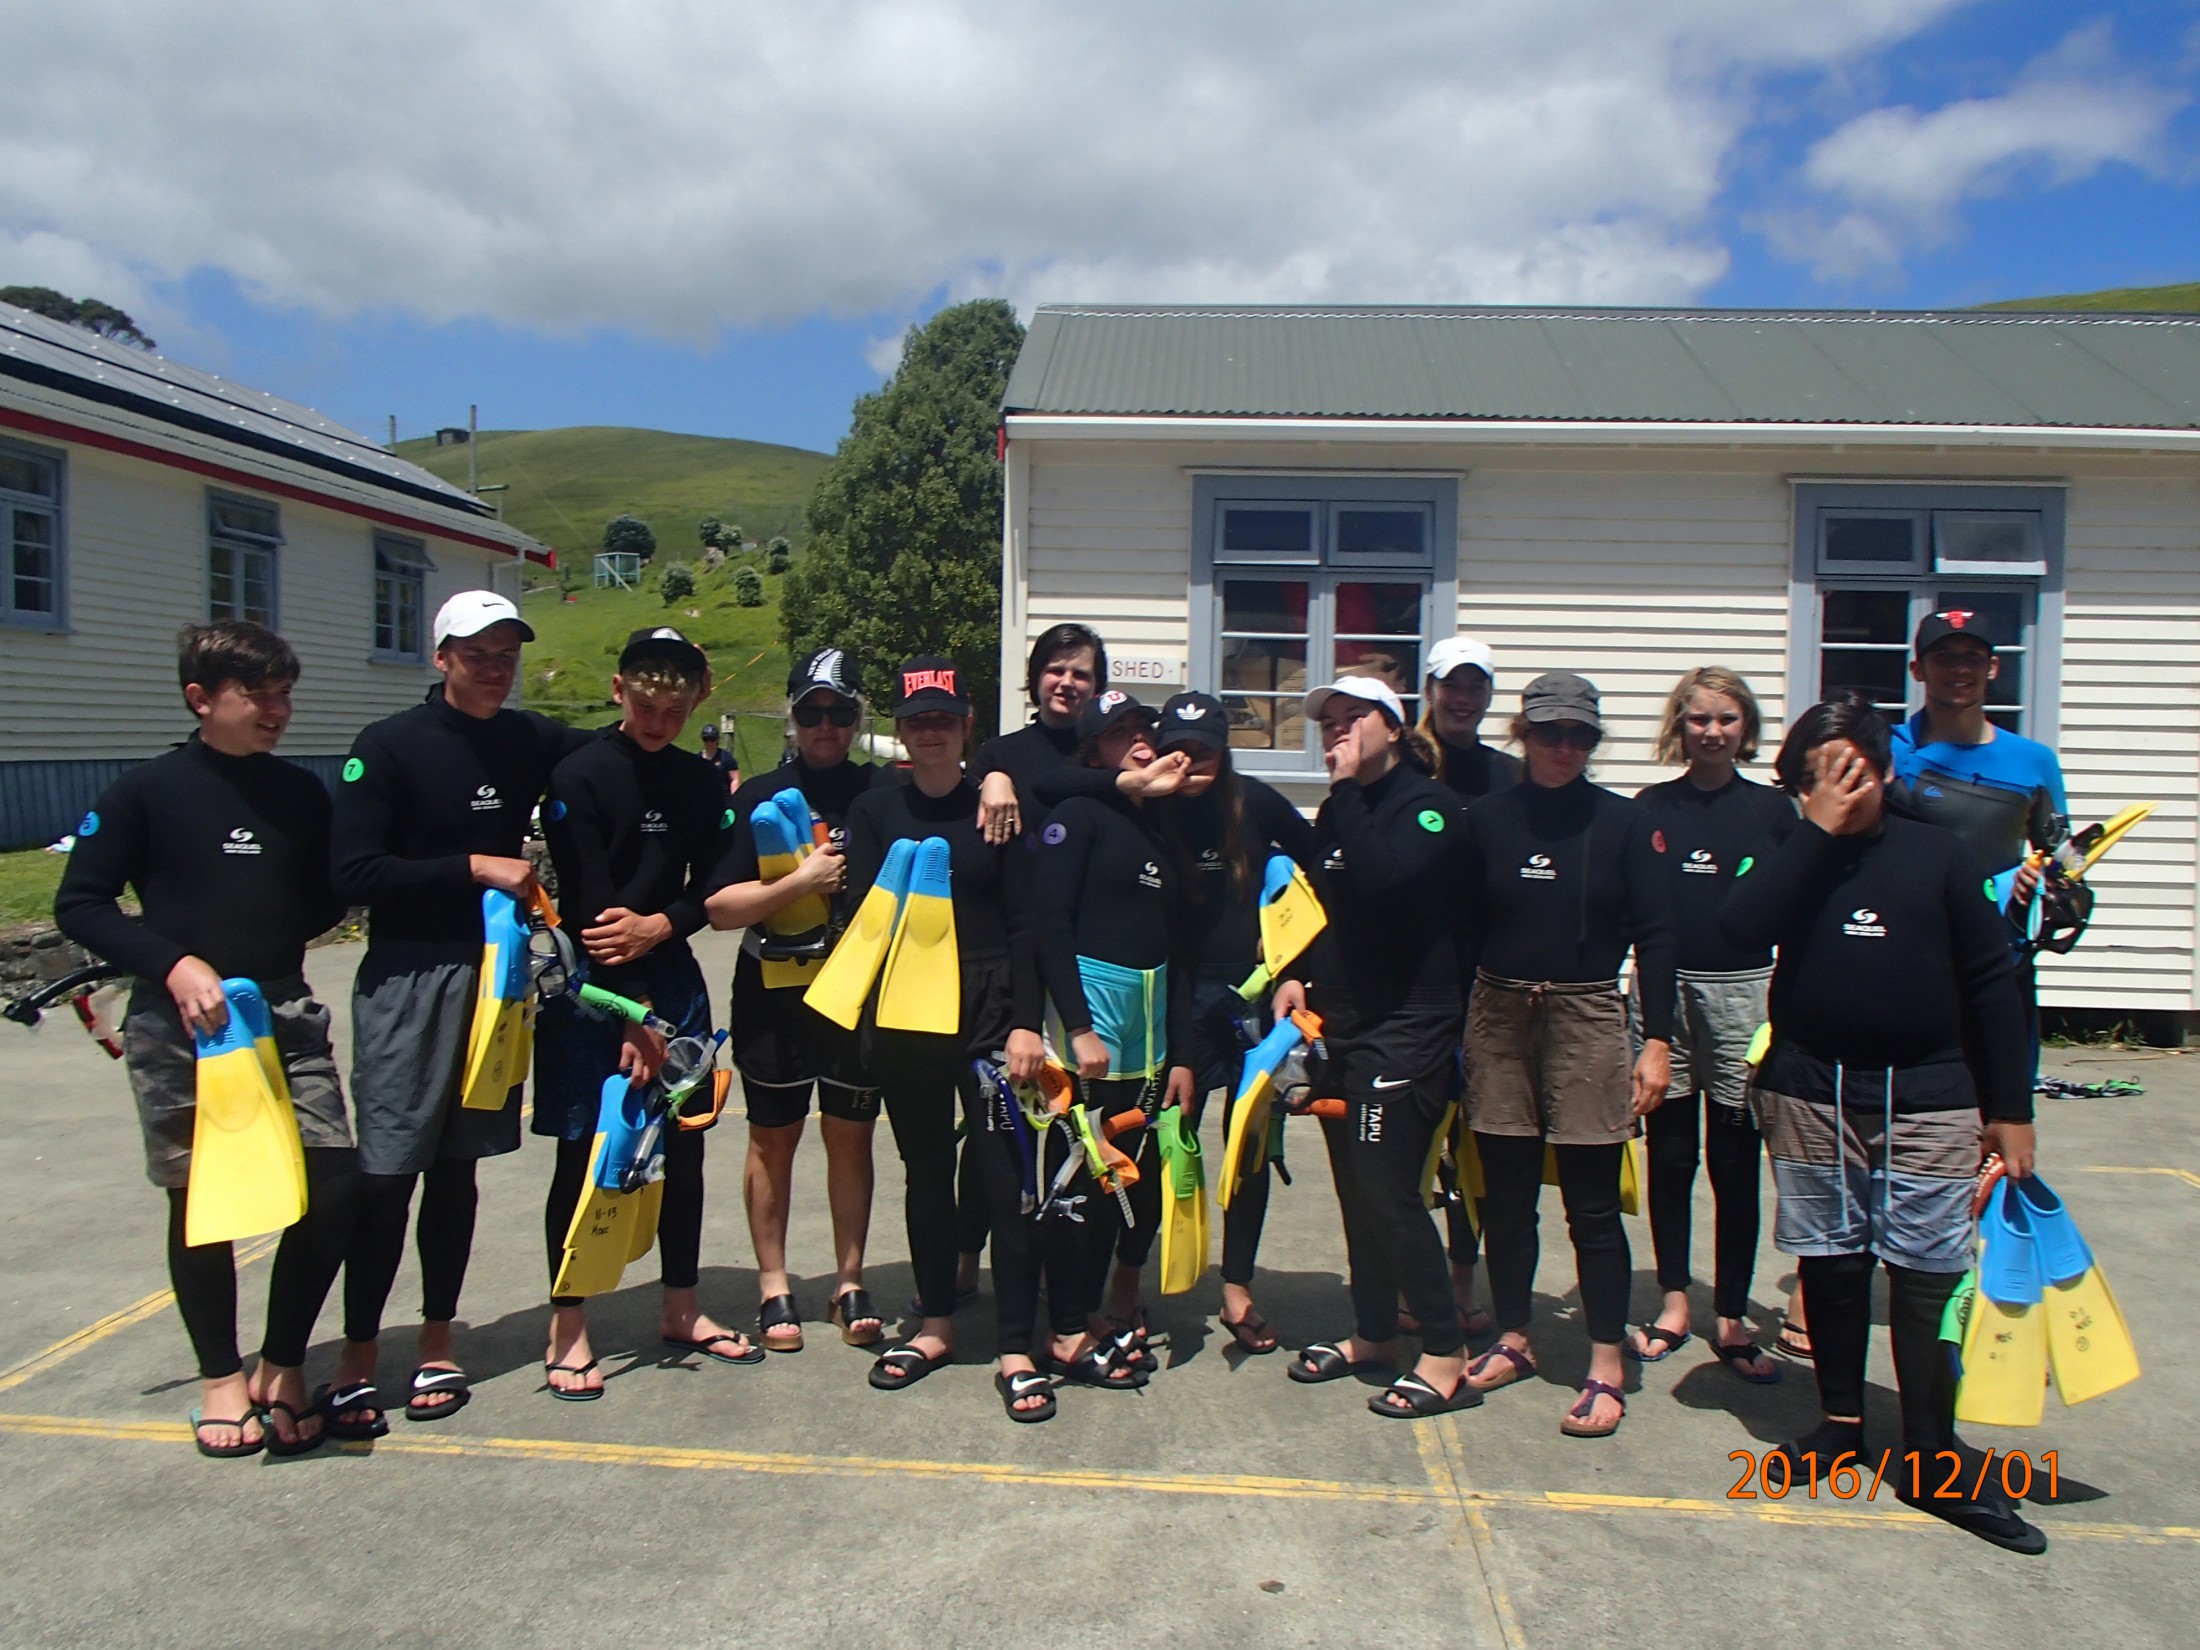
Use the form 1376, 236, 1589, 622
534, 628, 751, 1398
704, 648, 897, 1353
1628, 667, 1794, 1384
1276, 677, 1476, 1420
1031, 688, 1181, 1390
1457, 671, 1674, 1439
331, 590, 595, 1428
1722, 693, 2044, 1554
1417, 635, 1523, 1335
56, 622, 353, 1458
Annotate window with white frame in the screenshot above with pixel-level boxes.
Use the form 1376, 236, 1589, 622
373, 533, 434, 662
1192, 476, 1457, 773
1, 441, 63, 628
1794, 483, 2063, 739
208, 493, 281, 626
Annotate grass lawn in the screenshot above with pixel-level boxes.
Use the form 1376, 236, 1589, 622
0, 847, 67, 928
1982, 281, 2200, 312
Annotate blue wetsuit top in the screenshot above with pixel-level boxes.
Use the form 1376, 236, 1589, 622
1888, 712, 2067, 878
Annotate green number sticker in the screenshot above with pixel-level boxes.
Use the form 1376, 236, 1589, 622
1736, 856, 1754, 878
1417, 809, 1446, 833
721, 809, 736, 829
341, 757, 364, 783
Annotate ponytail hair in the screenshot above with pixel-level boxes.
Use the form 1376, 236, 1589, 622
1397, 718, 1439, 775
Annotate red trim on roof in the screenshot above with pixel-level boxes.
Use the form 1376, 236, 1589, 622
0, 403, 556, 566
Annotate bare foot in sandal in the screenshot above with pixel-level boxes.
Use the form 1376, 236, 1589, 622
1465, 1334, 1539, 1390
546, 1308, 604, 1398
248, 1362, 323, 1451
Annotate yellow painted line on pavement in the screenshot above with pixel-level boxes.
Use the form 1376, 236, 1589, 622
2082, 1165, 2200, 1193
1417, 1415, 1528, 1650
0, 1234, 280, 1393
2, 1409, 2195, 1547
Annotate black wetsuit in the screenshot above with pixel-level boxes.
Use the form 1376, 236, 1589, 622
1293, 764, 1473, 1359
1633, 774, 1796, 1320
973, 718, 1082, 823
57, 737, 356, 1383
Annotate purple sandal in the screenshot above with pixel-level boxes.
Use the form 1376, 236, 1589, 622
1560, 1378, 1627, 1438
1464, 1341, 1538, 1392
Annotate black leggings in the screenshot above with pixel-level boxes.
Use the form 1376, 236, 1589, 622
1798, 1252, 1962, 1453
955, 1129, 989, 1260
166, 1146, 360, 1379
1645, 1092, 1763, 1320
1476, 1132, 1630, 1347
966, 1073, 1093, 1356
1320, 1076, 1463, 1358
543, 1125, 706, 1305
345, 1156, 480, 1341
878, 1051, 968, 1320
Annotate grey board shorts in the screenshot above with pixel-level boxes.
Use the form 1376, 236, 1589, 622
124, 976, 351, 1190
1628, 965, 1770, 1113
1753, 1081, 1980, 1273
351, 944, 522, 1177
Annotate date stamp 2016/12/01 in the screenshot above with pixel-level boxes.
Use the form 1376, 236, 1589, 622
1729, 1449, 2059, 1502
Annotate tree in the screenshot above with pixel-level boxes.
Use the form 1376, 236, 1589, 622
781, 298, 1023, 728
697, 515, 724, 550
0, 285, 156, 348
658, 561, 696, 606
603, 513, 657, 563
765, 536, 792, 574
733, 565, 765, 607
722, 522, 746, 552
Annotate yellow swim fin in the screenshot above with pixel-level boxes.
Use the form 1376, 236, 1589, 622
552, 1075, 665, 1298
805, 838, 915, 1030
186, 978, 307, 1246
755, 791, 832, 989
1220, 1017, 1300, 1210
2044, 1268, 2141, 1405
1419, 1100, 1457, 1210
461, 888, 534, 1110
1257, 854, 1326, 976
1155, 1108, 1210, 1295
1957, 1293, 2049, 1428
875, 836, 959, 1035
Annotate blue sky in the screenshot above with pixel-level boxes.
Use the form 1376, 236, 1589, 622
6, 2, 2196, 455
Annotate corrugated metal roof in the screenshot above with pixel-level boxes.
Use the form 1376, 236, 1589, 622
0, 301, 500, 514
1001, 305, 2200, 429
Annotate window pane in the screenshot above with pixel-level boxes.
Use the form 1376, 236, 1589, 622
1335, 580, 1420, 635
1819, 648, 1909, 709
210, 497, 280, 543
1334, 508, 1428, 562
11, 509, 56, 614
398, 581, 421, 657
209, 545, 237, 618
1221, 692, 1306, 752
374, 571, 396, 653
1821, 588, 1910, 644
1823, 514, 1917, 566
1935, 513, 2041, 571
1221, 578, 1308, 636
1220, 507, 1315, 562
243, 548, 274, 625
0, 452, 54, 498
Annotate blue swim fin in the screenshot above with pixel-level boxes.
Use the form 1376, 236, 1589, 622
2009, 1174, 2093, 1286
1977, 1179, 2043, 1306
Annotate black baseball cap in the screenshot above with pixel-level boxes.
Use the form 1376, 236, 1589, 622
789, 647, 861, 702
1155, 691, 1227, 752
1077, 687, 1156, 743
1914, 609, 1996, 658
700, 724, 720, 739
1521, 670, 1601, 730
891, 656, 972, 717
618, 626, 709, 679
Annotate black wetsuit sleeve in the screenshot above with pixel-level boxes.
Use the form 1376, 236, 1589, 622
544, 764, 640, 993
330, 725, 474, 905
1003, 838, 1043, 1034
1717, 819, 1844, 955
53, 776, 183, 982
533, 711, 598, 766
1624, 809, 1678, 1042
843, 793, 886, 910
1032, 806, 1100, 1037
1945, 844, 2032, 1123
1322, 778, 1450, 900
1246, 777, 1319, 867
1029, 763, 1120, 810
1454, 808, 1489, 986
665, 767, 728, 941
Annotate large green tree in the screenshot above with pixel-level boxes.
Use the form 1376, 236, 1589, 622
782, 298, 1023, 729
0, 285, 156, 348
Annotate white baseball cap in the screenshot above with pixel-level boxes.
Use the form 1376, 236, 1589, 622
433, 590, 536, 647
1303, 676, 1407, 726
1427, 635, 1496, 682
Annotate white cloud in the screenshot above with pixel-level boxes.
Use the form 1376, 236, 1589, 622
1779, 22, 2185, 278
0, 0, 1976, 336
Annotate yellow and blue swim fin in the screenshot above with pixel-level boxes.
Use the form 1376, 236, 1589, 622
461, 888, 535, 1110
1220, 1015, 1303, 1210
1957, 1180, 2049, 1427
1155, 1106, 1210, 1295
807, 838, 915, 1031
2013, 1175, 2140, 1406
1256, 853, 1326, 978
754, 789, 832, 989
875, 836, 959, 1035
553, 1073, 665, 1298
186, 978, 308, 1246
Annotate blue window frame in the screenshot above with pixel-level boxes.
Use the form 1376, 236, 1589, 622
1, 440, 64, 629
208, 492, 281, 626
372, 533, 434, 663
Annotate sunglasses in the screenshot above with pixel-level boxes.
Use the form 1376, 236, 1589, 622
793, 699, 860, 728
1526, 722, 1601, 752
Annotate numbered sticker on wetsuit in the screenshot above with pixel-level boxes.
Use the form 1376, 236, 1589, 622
1416, 809, 1445, 833
342, 758, 364, 782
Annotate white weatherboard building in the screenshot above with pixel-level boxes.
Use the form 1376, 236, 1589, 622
0, 301, 551, 848
997, 305, 2200, 1018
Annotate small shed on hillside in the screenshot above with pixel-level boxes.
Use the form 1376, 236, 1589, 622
0, 301, 552, 847
997, 304, 2200, 1017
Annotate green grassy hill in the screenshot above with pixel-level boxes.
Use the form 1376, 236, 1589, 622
1982, 281, 2200, 313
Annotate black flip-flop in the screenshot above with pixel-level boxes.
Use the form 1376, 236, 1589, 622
1710, 1338, 1784, 1385
543, 1358, 604, 1401
311, 1381, 390, 1440
1625, 1325, 1692, 1362
405, 1366, 472, 1422
260, 1398, 326, 1456
1052, 1342, 1147, 1390
868, 1344, 951, 1390
995, 1369, 1058, 1422
1368, 1371, 1485, 1419
1774, 1318, 1814, 1362
1219, 1311, 1279, 1355
190, 1407, 266, 1459
1287, 1341, 1393, 1385
663, 1332, 766, 1366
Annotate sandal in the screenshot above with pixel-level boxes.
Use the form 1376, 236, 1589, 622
759, 1293, 804, 1352
405, 1366, 472, 1422
868, 1344, 951, 1390
1286, 1341, 1393, 1385
830, 1288, 885, 1348
311, 1381, 390, 1440
995, 1369, 1058, 1423
1219, 1311, 1279, 1355
190, 1407, 265, 1459
1711, 1338, 1783, 1385
543, 1359, 603, 1401
1104, 1319, 1159, 1375
664, 1331, 765, 1366
1053, 1341, 1148, 1390
1461, 1307, 1497, 1340
1464, 1343, 1538, 1393
1774, 1317, 1814, 1362
1625, 1324, 1692, 1362
260, 1398, 325, 1457
1560, 1378, 1627, 1438
1368, 1371, 1485, 1419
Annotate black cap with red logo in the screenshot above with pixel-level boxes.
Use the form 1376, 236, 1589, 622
1913, 609, 1996, 658
890, 656, 971, 717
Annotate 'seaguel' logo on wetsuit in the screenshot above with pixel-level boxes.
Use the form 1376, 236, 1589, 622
222, 827, 262, 856
1842, 907, 1887, 938
471, 783, 502, 813
1138, 859, 1163, 890
1519, 853, 1556, 882
1682, 848, 1718, 876
641, 809, 667, 834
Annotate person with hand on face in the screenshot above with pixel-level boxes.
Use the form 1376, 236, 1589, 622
1628, 668, 1795, 1383
1453, 672, 1675, 1438
704, 649, 896, 1354
1417, 635, 1524, 1338
1276, 679, 1477, 1419
1720, 694, 2042, 1553
533, 628, 751, 1399
331, 591, 596, 1431
56, 623, 356, 1458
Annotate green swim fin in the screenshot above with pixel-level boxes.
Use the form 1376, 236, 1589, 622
806, 838, 915, 1031
1155, 1108, 1209, 1296
875, 837, 959, 1035
186, 978, 308, 1246
461, 888, 534, 1110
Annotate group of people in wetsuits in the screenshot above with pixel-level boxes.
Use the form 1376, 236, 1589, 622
55, 590, 2067, 1552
